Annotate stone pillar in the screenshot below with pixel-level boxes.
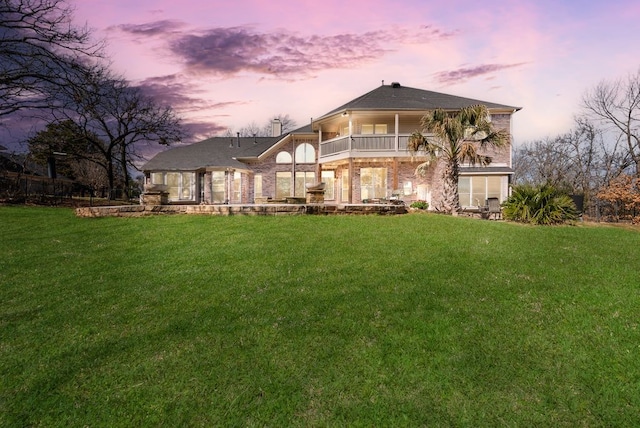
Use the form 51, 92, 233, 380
306, 190, 324, 204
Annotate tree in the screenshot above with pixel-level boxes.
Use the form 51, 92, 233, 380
27, 119, 109, 191
582, 68, 640, 175
226, 114, 299, 137
0, 0, 102, 117
53, 65, 186, 199
513, 116, 632, 216
408, 105, 509, 213
596, 174, 640, 222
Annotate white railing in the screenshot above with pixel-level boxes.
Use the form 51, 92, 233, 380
320, 136, 350, 155
351, 136, 395, 150
320, 134, 414, 157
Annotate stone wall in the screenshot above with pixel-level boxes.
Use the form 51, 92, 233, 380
75, 203, 407, 218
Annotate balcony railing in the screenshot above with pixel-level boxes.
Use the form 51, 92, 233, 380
320, 134, 412, 158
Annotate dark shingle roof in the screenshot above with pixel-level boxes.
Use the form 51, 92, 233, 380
142, 136, 280, 171
460, 166, 514, 174
317, 83, 520, 119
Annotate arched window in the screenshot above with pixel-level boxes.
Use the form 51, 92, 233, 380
295, 143, 315, 164
276, 151, 292, 164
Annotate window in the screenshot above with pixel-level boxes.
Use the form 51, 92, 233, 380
295, 171, 316, 197
458, 176, 503, 207
254, 174, 262, 198
276, 151, 292, 164
276, 171, 291, 198
403, 181, 413, 196
165, 172, 195, 202
360, 167, 387, 200
374, 124, 388, 134
232, 171, 242, 203
341, 169, 349, 202
361, 124, 388, 134
322, 171, 335, 200
151, 172, 163, 185
211, 171, 225, 203
459, 177, 471, 207
295, 143, 315, 164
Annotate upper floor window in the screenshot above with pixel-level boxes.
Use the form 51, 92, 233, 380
361, 124, 388, 134
295, 143, 315, 163
276, 151, 292, 164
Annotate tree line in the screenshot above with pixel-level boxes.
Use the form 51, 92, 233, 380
513, 68, 640, 221
1, 0, 185, 200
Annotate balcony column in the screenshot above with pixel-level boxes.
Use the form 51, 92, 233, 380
395, 113, 399, 152
348, 112, 353, 151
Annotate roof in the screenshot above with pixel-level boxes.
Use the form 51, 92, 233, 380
142, 83, 519, 171
315, 82, 521, 121
460, 166, 514, 174
142, 123, 315, 171
142, 136, 280, 171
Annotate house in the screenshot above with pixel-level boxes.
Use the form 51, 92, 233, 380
0, 150, 76, 198
142, 82, 520, 210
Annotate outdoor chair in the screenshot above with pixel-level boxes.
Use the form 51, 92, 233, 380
486, 197, 502, 220
389, 189, 405, 205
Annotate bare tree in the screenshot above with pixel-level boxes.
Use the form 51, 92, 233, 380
0, 0, 102, 117
225, 114, 299, 137
513, 116, 632, 215
582, 68, 640, 175
53, 65, 186, 199
513, 137, 576, 190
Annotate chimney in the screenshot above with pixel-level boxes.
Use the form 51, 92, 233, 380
271, 118, 282, 137
236, 132, 240, 148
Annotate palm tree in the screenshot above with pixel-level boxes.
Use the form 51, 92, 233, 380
408, 104, 509, 213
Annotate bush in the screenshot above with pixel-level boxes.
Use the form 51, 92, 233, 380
410, 200, 429, 210
503, 184, 578, 225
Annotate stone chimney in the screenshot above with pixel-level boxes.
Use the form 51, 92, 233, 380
271, 118, 282, 137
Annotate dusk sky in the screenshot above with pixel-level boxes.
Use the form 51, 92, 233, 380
4, 0, 640, 152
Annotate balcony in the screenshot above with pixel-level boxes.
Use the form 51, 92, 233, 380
319, 134, 414, 161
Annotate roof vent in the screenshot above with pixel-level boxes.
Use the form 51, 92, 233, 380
391, 82, 401, 88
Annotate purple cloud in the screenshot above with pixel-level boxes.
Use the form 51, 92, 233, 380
434, 63, 528, 85
109, 20, 185, 37
116, 22, 457, 78
136, 74, 246, 113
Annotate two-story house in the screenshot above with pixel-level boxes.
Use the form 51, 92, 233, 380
142, 82, 520, 210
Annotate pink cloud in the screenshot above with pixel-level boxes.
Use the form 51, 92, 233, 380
433, 63, 529, 85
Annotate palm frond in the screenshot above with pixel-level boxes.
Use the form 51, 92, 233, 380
414, 159, 434, 177
459, 141, 492, 166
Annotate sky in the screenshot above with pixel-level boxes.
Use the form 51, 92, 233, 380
3, 0, 640, 153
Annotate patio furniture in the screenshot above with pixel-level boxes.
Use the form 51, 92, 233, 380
486, 197, 502, 220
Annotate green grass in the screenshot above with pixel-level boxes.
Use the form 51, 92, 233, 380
1, 206, 639, 427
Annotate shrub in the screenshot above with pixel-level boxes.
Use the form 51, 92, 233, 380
596, 174, 640, 223
503, 184, 578, 225
410, 200, 429, 210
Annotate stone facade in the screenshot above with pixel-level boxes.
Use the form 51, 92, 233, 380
76, 203, 406, 218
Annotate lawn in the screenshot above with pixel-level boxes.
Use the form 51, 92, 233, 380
1, 206, 639, 426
